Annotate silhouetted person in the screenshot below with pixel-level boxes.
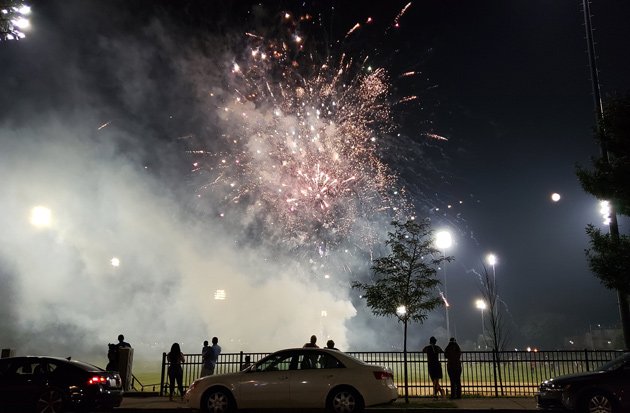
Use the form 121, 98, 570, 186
117, 334, 131, 348
240, 355, 252, 371
167, 343, 185, 400
106, 343, 119, 371
201, 340, 212, 377
444, 337, 462, 399
422, 336, 445, 399
326, 340, 339, 350
208, 337, 221, 375
303, 335, 319, 348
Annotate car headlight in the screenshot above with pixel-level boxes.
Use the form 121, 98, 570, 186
541, 380, 570, 391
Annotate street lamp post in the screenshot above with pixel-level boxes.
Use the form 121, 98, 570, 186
476, 299, 487, 349
436, 230, 453, 339
486, 253, 497, 284
396, 305, 410, 403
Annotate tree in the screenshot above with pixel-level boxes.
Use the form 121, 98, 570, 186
478, 265, 510, 352
478, 264, 510, 396
352, 219, 452, 403
577, 92, 630, 349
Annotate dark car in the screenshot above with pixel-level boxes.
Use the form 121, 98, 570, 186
0, 356, 123, 413
536, 352, 630, 413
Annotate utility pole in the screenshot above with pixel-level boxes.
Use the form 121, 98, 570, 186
582, 0, 630, 349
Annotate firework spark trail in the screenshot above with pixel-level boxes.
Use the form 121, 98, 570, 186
191, 8, 417, 257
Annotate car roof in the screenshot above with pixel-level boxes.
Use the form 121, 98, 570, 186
267, 348, 367, 365
1, 356, 103, 371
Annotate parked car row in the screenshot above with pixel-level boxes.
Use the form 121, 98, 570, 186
2, 349, 629, 413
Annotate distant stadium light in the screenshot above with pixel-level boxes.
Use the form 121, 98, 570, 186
0, 1, 31, 41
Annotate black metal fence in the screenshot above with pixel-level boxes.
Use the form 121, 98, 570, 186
159, 349, 623, 397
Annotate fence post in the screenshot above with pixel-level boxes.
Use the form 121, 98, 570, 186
159, 352, 167, 397
584, 349, 589, 372
492, 349, 499, 397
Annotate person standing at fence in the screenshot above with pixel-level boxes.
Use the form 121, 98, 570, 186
240, 355, 252, 371
303, 335, 319, 348
207, 336, 221, 375
200, 340, 213, 377
117, 334, 131, 349
167, 343, 185, 401
422, 336, 445, 400
444, 337, 462, 399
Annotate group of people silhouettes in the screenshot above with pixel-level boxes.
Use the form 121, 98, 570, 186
126, 333, 462, 402
106, 334, 131, 372
303, 334, 339, 350
165, 337, 222, 400
422, 336, 462, 400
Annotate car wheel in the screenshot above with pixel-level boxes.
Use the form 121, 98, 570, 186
327, 387, 364, 413
581, 391, 615, 413
36, 388, 64, 413
201, 387, 235, 413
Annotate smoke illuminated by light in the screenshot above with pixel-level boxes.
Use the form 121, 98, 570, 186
29, 206, 52, 228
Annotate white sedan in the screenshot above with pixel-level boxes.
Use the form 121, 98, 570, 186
184, 348, 398, 413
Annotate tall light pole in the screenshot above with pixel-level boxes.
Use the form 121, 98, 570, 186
486, 253, 497, 284
476, 299, 487, 349
581, 0, 630, 348
436, 230, 453, 339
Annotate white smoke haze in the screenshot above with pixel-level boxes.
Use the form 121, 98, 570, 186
0, 117, 362, 363
0, 2, 453, 369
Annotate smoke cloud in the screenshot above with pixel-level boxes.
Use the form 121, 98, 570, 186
1, 2, 448, 366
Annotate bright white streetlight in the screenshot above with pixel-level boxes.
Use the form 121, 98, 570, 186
486, 253, 498, 284
600, 200, 611, 225
110, 257, 120, 267
475, 299, 487, 349
30, 206, 52, 228
1, 2, 31, 41
435, 231, 453, 249
396, 305, 407, 318
551, 193, 561, 202
435, 230, 453, 339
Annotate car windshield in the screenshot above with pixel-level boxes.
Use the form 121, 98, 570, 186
597, 353, 630, 371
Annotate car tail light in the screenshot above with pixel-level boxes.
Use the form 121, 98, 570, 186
373, 371, 393, 380
88, 375, 107, 385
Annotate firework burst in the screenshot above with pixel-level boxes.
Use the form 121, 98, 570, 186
191, 6, 415, 255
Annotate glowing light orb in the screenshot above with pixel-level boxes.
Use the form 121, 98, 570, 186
551, 193, 561, 202
475, 299, 487, 310
214, 289, 227, 300
435, 230, 453, 249
30, 206, 52, 228
486, 253, 497, 267
110, 257, 120, 267
396, 305, 407, 317
600, 200, 611, 225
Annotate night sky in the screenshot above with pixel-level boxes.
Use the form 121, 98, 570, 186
1, 0, 629, 360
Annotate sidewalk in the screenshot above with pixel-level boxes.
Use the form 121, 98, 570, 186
117, 393, 537, 412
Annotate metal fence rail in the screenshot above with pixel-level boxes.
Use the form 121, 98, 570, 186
159, 349, 623, 397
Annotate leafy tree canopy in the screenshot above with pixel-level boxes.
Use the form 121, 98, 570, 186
585, 224, 630, 295
577, 92, 630, 216
352, 219, 452, 324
